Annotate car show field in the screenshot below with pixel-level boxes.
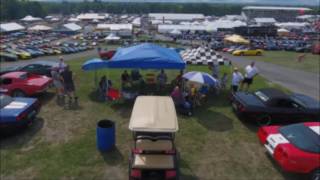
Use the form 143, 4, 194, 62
1, 56, 311, 180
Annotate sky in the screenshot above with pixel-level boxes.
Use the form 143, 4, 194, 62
34, 0, 319, 6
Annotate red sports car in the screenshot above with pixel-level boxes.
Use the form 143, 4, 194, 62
258, 122, 320, 180
0, 71, 52, 97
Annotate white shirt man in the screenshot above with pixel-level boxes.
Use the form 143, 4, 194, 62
231, 68, 244, 92
242, 62, 259, 91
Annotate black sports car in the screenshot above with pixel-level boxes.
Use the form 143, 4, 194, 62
0, 61, 59, 77
231, 88, 320, 125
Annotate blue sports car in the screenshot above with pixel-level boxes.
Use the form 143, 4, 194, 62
0, 95, 41, 128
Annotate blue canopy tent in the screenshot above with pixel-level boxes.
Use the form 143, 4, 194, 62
106, 43, 185, 69
82, 58, 108, 86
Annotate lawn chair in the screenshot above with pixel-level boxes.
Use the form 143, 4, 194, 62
106, 88, 121, 101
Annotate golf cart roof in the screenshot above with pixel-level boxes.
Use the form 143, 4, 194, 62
129, 96, 179, 133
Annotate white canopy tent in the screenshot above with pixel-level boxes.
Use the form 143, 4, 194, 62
68, 17, 80, 22
63, 23, 82, 31
170, 29, 182, 35
28, 25, 52, 31
105, 33, 121, 41
0, 22, 25, 32
21, 15, 42, 22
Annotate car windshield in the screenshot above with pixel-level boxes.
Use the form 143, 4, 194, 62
280, 123, 320, 153
19, 73, 29, 80
0, 95, 13, 109
255, 91, 269, 102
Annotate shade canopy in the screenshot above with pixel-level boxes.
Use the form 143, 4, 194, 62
183, 71, 218, 85
105, 33, 121, 40
107, 43, 185, 69
82, 58, 108, 71
129, 96, 179, 133
224, 34, 250, 44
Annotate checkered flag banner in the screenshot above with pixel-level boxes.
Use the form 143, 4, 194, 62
180, 46, 225, 65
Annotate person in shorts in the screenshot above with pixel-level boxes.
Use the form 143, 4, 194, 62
241, 61, 259, 91
51, 67, 64, 100
61, 65, 77, 105
231, 67, 244, 93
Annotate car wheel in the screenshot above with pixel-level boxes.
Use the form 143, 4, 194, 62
240, 52, 244, 56
311, 169, 320, 180
256, 114, 272, 126
12, 90, 26, 97
256, 52, 262, 56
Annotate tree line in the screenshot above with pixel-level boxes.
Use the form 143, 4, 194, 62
0, 0, 318, 21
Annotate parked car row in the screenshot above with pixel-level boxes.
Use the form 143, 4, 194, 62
0, 42, 94, 62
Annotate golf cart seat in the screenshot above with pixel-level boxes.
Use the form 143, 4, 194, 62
133, 154, 175, 169
136, 139, 173, 151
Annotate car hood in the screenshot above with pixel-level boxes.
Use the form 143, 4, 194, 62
235, 92, 265, 107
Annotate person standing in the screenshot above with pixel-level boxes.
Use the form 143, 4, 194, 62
58, 56, 66, 73
51, 67, 64, 102
231, 67, 244, 93
241, 61, 259, 91
157, 69, 167, 91
61, 65, 77, 106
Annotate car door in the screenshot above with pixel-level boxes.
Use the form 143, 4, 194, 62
271, 99, 304, 121
0, 78, 13, 94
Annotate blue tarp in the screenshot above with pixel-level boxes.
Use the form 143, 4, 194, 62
107, 43, 185, 69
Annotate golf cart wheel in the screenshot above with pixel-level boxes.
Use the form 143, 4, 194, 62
12, 89, 26, 97
256, 52, 262, 56
256, 114, 272, 126
311, 169, 320, 180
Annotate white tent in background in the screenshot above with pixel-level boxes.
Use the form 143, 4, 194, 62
92, 19, 100, 23
277, 28, 289, 33
50, 17, 60, 22
105, 33, 121, 41
63, 23, 82, 31
132, 17, 141, 27
68, 17, 80, 22
170, 29, 182, 35
0, 22, 25, 32
28, 25, 52, 31
21, 15, 42, 22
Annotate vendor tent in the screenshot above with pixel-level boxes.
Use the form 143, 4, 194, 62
105, 33, 121, 41
21, 15, 42, 22
28, 25, 52, 31
180, 46, 224, 65
63, 23, 82, 31
224, 34, 250, 44
170, 29, 182, 35
107, 43, 185, 69
0, 22, 25, 32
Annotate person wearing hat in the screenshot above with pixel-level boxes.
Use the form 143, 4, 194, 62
231, 67, 244, 93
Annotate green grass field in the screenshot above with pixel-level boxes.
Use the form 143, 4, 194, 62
249, 51, 320, 74
0, 55, 305, 180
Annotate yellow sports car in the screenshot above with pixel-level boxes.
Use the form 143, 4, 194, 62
232, 48, 263, 56
6, 49, 32, 59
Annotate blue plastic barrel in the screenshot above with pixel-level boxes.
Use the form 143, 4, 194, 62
97, 119, 115, 151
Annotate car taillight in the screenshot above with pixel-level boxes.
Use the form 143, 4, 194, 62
130, 169, 141, 178
16, 111, 28, 121
133, 149, 143, 154
165, 170, 177, 179
239, 104, 246, 112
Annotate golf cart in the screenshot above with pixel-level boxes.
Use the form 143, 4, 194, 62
128, 96, 180, 180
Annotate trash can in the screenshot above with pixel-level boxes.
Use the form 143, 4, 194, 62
97, 119, 115, 151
